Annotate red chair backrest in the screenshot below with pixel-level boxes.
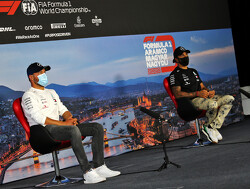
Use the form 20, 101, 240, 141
163, 77, 178, 108
13, 98, 31, 138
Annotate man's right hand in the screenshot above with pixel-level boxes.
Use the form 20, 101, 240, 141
64, 117, 78, 126
45, 116, 78, 126
197, 90, 209, 98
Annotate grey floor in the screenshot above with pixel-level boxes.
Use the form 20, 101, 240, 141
2, 118, 250, 189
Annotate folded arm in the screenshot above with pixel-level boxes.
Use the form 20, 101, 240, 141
171, 86, 197, 99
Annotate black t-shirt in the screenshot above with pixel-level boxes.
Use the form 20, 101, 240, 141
169, 67, 202, 93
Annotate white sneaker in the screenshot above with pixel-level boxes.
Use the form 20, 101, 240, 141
83, 168, 106, 184
95, 164, 121, 178
213, 129, 223, 141
202, 126, 218, 144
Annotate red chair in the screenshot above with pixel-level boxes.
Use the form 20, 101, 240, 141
13, 98, 84, 187
163, 77, 211, 147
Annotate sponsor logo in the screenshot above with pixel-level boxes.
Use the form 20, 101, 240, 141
74, 16, 85, 28
21, 0, 38, 16
16, 34, 40, 40
51, 23, 66, 29
143, 35, 176, 75
0, 1, 21, 15
0, 27, 16, 32
92, 16, 102, 26
25, 25, 43, 30
2, 0, 92, 16
182, 74, 191, 85
45, 32, 71, 38
37, 1, 91, 15
169, 75, 175, 85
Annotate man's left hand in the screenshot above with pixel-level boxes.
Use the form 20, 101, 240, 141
208, 90, 215, 98
66, 117, 78, 126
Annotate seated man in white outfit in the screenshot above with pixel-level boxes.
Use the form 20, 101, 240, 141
22, 62, 121, 184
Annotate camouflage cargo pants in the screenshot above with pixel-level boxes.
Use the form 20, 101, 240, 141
191, 95, 234, 129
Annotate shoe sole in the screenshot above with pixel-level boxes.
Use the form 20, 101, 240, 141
202, 128, 218, 144
102, 172, 121, 178
84, 179, 106, 184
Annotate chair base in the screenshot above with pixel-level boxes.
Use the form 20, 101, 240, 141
35, 175, 83, 188
182, 138, 212, 149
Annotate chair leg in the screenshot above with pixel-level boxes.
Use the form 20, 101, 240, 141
52, 150, 60, 178
183, 119, 211, 149
35, 151, 83, 188
195, 119, 201, 140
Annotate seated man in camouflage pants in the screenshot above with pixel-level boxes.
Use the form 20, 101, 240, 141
169, 46, 234, 143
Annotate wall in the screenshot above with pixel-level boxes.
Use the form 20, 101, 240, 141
0, 0, 244, 183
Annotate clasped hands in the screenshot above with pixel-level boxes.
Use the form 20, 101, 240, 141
197, 90, 215, 98
64, 116, 78, 126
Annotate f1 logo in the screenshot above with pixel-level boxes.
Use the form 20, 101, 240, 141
0, 1, 21, 15
143, 35, 177, 75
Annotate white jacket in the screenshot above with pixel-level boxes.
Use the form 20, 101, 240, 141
21, 87, 68, 127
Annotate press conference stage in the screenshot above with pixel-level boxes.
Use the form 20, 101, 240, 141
3, 117, 250, 189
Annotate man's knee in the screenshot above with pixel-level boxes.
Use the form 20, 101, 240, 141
92, 123, 104, 133
221, 95, 235, 105
69, 126, 81, 137
207, 101, 218, 109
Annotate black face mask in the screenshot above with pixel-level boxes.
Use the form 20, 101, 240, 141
178, 56, 189, 66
